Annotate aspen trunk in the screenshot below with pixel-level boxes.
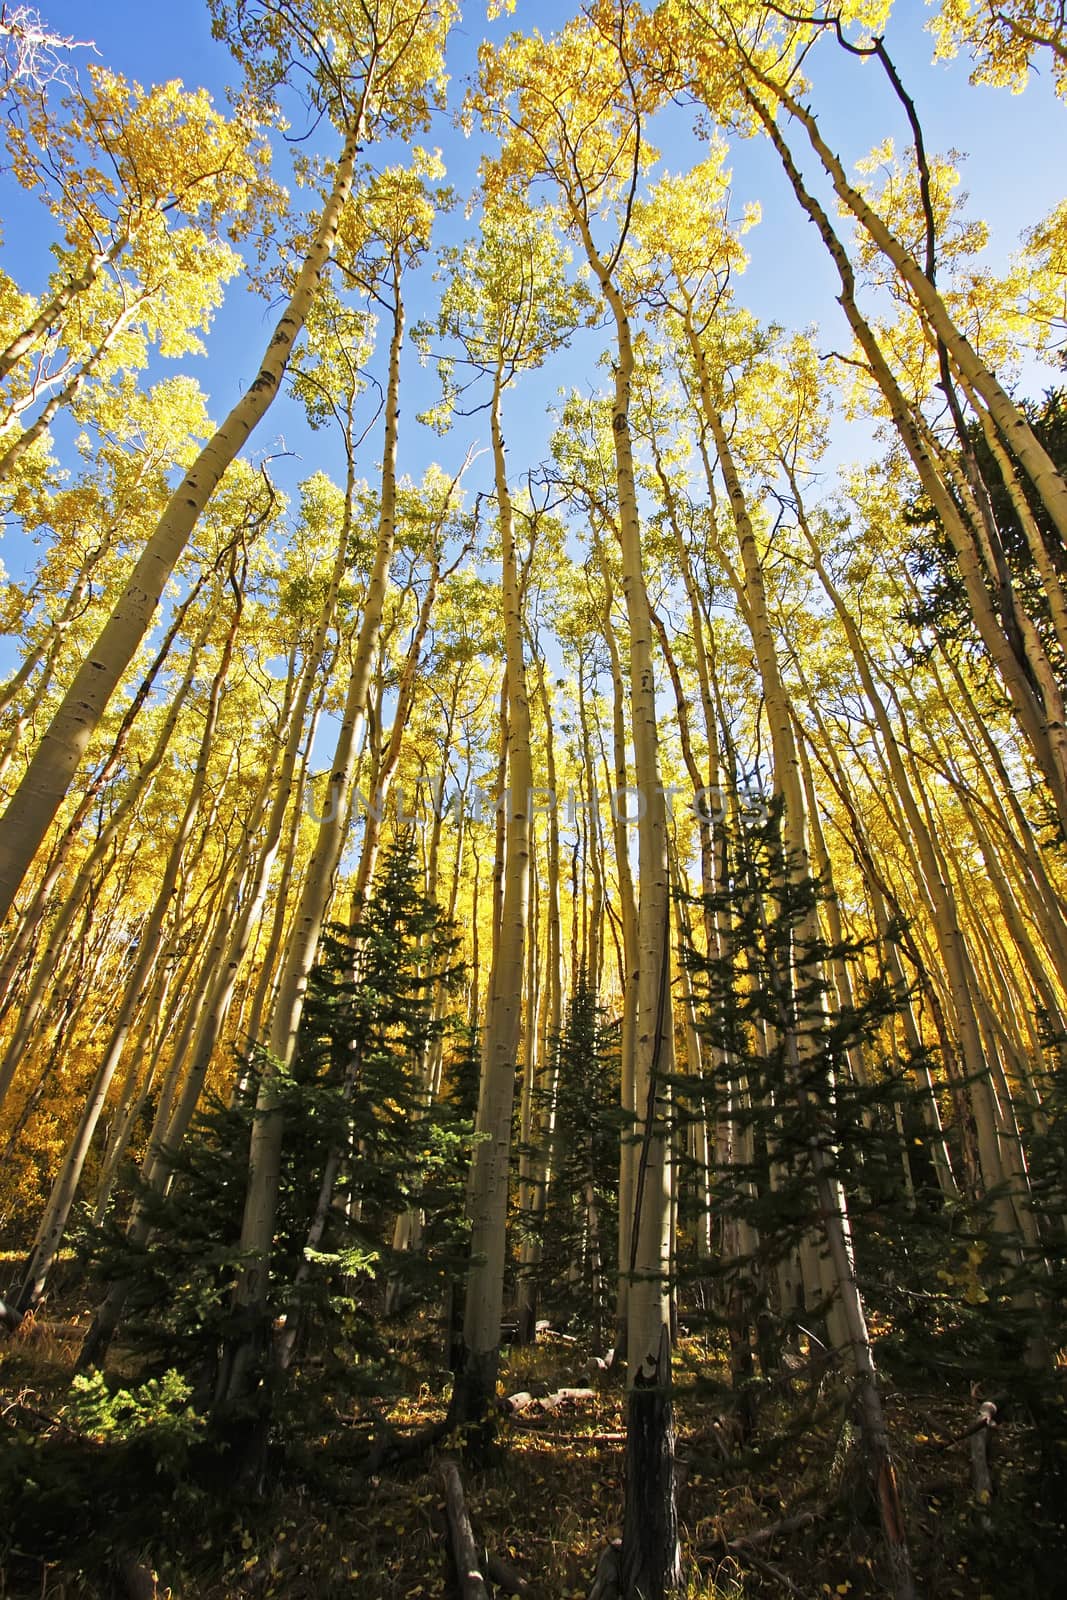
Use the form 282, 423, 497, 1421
514, 860, 543, 1345
451, 366, 534, 1442
515, 649, 563, 1344
346, 515, 449, 916
594, 562, 639, 1361
575, 257, 680, 1594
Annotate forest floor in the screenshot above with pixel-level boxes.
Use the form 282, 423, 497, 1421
1, 1278, 1065, 1599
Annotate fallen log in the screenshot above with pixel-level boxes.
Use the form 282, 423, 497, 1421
501, 1386, 596, 1416
439, 1458, 489, 1600
535, 1320, 577, 1343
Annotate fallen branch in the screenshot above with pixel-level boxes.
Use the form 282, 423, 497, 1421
439, 1458, 489, 1600
928, 1407, 999, 1454
0, 1395, 75, 1438
17, 1319, 84, 1341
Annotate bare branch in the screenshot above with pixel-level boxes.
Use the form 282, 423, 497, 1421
0, 4, 97, 92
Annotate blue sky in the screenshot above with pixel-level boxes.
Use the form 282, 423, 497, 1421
1, 0, 1064, 591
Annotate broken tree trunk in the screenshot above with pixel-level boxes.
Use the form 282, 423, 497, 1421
970, 1400, 996, 1526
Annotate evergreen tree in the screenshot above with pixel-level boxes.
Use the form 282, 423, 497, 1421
681, 802, 922, 1400
88, 833, 471, 1403
905, 388, 1067, 684
523, 970, 621, 1344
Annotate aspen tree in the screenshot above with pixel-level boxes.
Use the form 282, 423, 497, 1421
346, 471, 470, 917
237, 499, 376, 1062
889, 542, 1067, 993
574, 648, 607, 996
0, 371, 216, 810
217, 157, 440, 1410
721, 64, 1067, 841
795, 661, 979, 1194
634, 154, 915, 1587
0, 570, 215, 1109
388, 654, 475, 1279
886, 637, 1067, 1055
516, 638, 566, 1342
546, 411, 642, 1351
701, 8, 1067, 541
0, 73, 266, 476
0, 0, 455, 927
0, 70, 265, 384
633, 364, 753, 1312
238, 658, 334, 1056
638, 174, 832, 1329
16, 553, 248, 1313
789, 466, 1029, 1247
593, 549, 640, 1356
77, 508, 352, 1365
478, 6, 681, 1584
430, 196, 586, 1437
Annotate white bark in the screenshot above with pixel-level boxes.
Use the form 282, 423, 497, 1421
453, 366, 534, 1428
